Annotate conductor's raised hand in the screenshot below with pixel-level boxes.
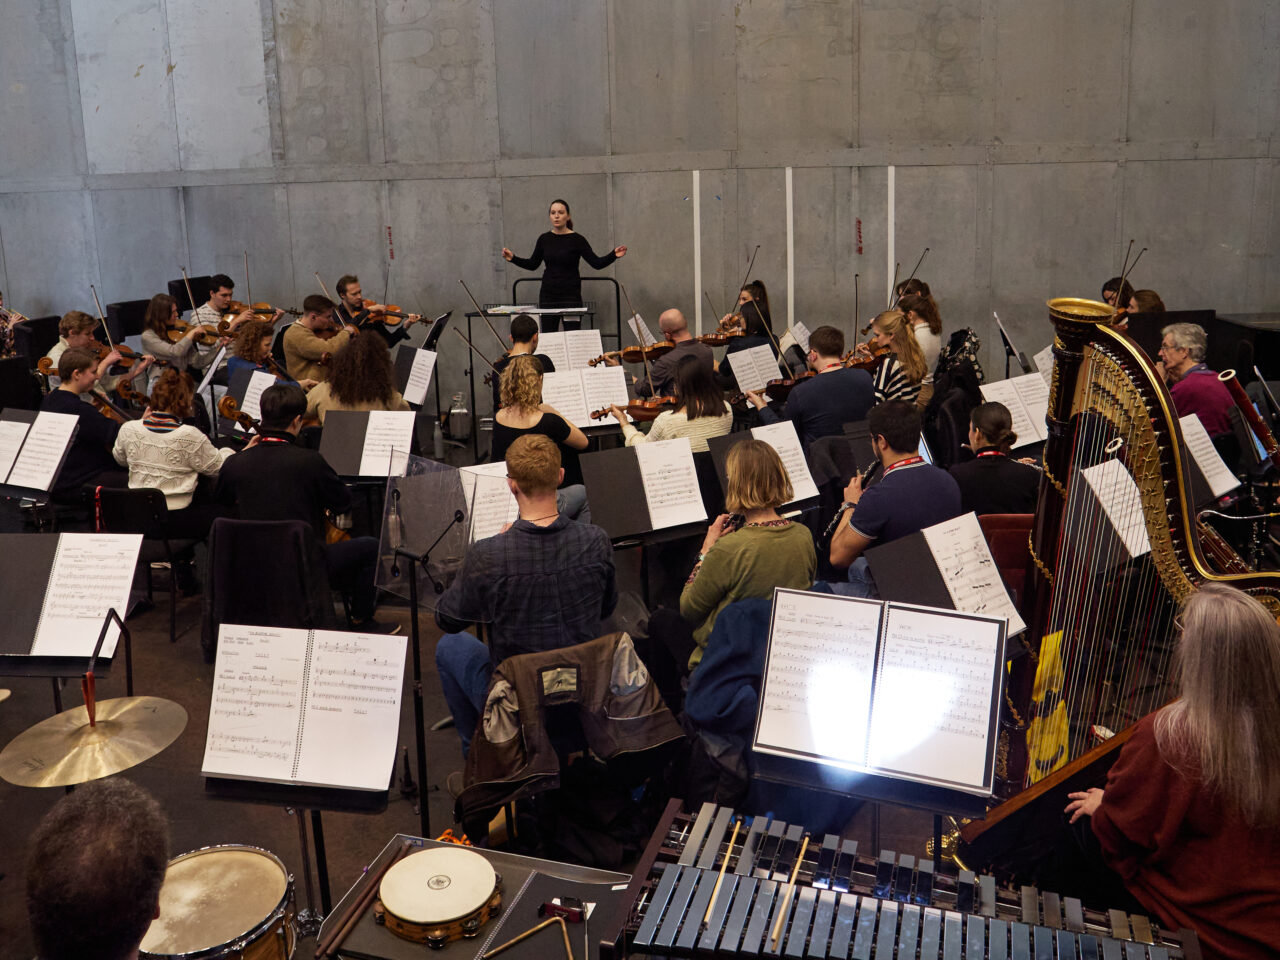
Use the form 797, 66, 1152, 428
614, 245, 627, 258
501, 247, 514, 262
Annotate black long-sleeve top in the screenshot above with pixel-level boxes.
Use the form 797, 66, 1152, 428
508, 231, 617, 307
41, 388, 122, 496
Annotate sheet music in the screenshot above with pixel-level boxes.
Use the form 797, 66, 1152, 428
534, 331, 570, 370
0, 418, 30, 482
7, 412, 77, 493
1081, 458, 1152, 557
28, 533, 143, 657
402, 348, 437, 406
866, 604, 1001, 791
580, 366, 630, 423
992, 311, 1021, 359
460, 462, 520, 542
634, 439, 707, 530
195, 345, 229, 395
979, 373, 1049, 446
1032, 344, 1054, 386
239, 370, 276, 425
1179, 414, 1240, 499
540, 371, 592, 427
755, 590, 883, 767
628, 313, 657, 347
202, 625, 308, 781
294, 630, 406, 790
782, 322, 812, 355
727, 345, 779, 393
565, 329, 605, 370
751, 420, 820, 502
357, 410, 415, 477
921, 513, 1026, 635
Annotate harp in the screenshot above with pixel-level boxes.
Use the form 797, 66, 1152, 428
960, 297, 1280, 876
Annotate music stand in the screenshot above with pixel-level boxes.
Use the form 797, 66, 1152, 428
992, 311, 1031, 378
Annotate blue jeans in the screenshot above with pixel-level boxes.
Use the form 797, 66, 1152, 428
434, 632, 493, 757
824, 556, 880, 599
557, 484, 590, 524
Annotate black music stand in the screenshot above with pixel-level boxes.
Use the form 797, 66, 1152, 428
992, 312, 1032, 379
0, 608, 132, 716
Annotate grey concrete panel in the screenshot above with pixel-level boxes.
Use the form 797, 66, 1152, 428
380, 0, 500, 163
736, 2, 855, 149
851, 165, 891, 331
167, 0, 271, 170
0, 3, 81, 178
1267, 162, 1280, 310
499, 175, 612, 307
1120, 159, 1256, 314
70, 0, 179, 174
730, 168, 788, 325
0, 192, 98, 318
183, 184, 296, 308
992, 1, 1126, 145
492, 0, 608, 159
1128, 1, 1271, 143
859, 0, 985, 145
285, 181, 388, 306
610, 0, 735, 154
694, 169, 736, 333
991, 162, 1119, 368
90, 188, 185, 304
791, 167, 857, 338
612, 171, 699, 325
274, 0, 378, 165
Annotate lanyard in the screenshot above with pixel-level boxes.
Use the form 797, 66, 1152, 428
976, 450, 1005, 459
884, 455, 924, 474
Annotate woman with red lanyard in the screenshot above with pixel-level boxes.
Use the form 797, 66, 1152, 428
948, 401, 1041, 515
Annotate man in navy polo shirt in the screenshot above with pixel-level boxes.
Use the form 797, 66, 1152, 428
828, 400, 962, 597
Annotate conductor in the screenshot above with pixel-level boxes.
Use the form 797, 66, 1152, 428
502, 199, 626, 308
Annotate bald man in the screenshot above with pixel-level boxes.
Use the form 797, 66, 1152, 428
611, 308, 713, 398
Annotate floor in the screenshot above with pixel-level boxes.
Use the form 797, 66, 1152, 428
0, 503, 935, 957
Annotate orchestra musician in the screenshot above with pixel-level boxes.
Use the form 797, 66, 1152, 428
827, 400, 961, 597
333, 273, 420, 348
714, 300, 778, 390
856, 309, 927, 404
44, 310, 154, 398
1101, 276, 1136, 309
304, 331, 409, 425
489, 313, 554, 412
743, 325, 874, 444
492, 355, 590, 522
610, 355, 731, 452
40, 346, 128, 499
898, 292, 943, 408
1156, 323, 1236, 445
283, 294, 349, 383
501, 198, 626, 310
433, 434, 617, 757
214, 382, 397, 634
226, 319, 315, 389
948, 401, 1041, 515
1061, 583, 1280, 960
1129, 288, 1166, 313
608, 308, 712, 397
720, 279, 772, 334
193, 273, 265, 333
140, 293, 219, 384
26, 778, 170, 960
0, 287, 31, 359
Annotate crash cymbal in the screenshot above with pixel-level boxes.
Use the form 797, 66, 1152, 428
0, 696, 187, 788
0, 689, 10, 703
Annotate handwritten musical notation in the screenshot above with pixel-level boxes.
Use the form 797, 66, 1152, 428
922, 513, 1026, 634
29, 534, 143, 658
403, 348, 437, 407
635, 439, 705, 531
357, 410, 414, 477
7, 411, 77, 491
750, 422, 819, 502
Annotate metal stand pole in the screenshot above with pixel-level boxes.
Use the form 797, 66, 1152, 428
311, 809, 332, 913
292, 807, 322, 936
400, 547, 432, 840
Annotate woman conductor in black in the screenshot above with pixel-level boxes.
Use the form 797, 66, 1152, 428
502, 199, 627, 308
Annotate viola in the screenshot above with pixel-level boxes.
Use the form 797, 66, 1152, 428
587, 342, 676, 367
590, 397, 678, 423
842, 342, 892, 372
696, 326, 745, 348
165, 320, 221, 346
216, 302, 299, 335
763, 370, 816, 403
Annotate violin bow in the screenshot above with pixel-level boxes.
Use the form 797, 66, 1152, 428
887, 262, 900, 309
620, 283, 658, 398
729, 244, 761, 328
458, 279, 510, 352
89, 284, 116, 350
891, 247, 929, 310
451, 328, 500, 374
1119, 243, 1147, 301
244, 250, 252, 305
179, 266, 198, 319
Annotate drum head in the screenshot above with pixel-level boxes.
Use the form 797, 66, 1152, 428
140, 845, 288, 955
380, 847, 497, 925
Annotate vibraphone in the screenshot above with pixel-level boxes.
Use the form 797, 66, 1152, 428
601, 801, 1201, 960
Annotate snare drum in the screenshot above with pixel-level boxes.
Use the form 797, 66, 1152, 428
139, 845, 297, 959
376, 847, 503, 949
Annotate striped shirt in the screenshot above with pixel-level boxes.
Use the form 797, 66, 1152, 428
873, 355, 921, 405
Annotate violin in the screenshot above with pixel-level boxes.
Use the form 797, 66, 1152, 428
587, 342, 676, 367
216, 301, 300, 335
166, 319, 221, 346
590, 397, 678, 423
355, 299, 420, 327
842, 342, 892, 372
762, 370, 816, 403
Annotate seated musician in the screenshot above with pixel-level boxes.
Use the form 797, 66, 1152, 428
44, 310, 153, 398
828, 400, 961, 596
214, 382, 397, 634
608, 308, 713, 398
492, 355, 590, 521
40, 347, 128, 499
434, 434, 617, 756
1157, 323, 1235, 441
489, 313, 554, 411
140, 293, 220, 385
720, 279, 773, 334
1101, 276, 1136, 309
949, 401, 1041, 515
855, 310, 926, 404
898, 293, 943, 408
1129, 288, 1165, 313
609, 354, 732, 452
112, 369, 233, 542
303, 332, 407, 424
0, 287, 31, 359
334, 273, 420, 349
742, 324, 874, 444
283, 294, 350, 383
714, 300, 779, 390
193, 273, 264, 334
1062, 583, 1280, 960
226, 318, 315, 389
26, 778, 170, 960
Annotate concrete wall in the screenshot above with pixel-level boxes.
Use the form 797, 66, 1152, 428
1, 0, 1277, 411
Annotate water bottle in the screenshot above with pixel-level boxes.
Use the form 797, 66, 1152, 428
432, 418, 445, 459
447, 393, 471, 442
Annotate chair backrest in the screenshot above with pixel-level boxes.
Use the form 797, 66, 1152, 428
976, 513, 1034, 612
105, 300, 151, 342
96, 487, 170, 538
14, 315, 62, 365
928, 386, 978, 471
168, 276, 213, 315
270, 327, 289, 371
0, 358, 44, 411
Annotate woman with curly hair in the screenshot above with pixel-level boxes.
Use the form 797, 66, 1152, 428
303, 330, 408, 425
491, 354, 590, 520
226, 319, 314, 390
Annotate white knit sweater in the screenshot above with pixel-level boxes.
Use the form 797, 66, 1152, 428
112, 421, 234, 510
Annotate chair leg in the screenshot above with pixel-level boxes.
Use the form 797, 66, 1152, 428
164, 542, 177, 643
